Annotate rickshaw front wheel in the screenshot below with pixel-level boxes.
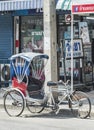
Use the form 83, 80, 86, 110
4, 89, 25, 117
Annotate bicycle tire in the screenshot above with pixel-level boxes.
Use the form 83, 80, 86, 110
69, 91, 91, 119
26, 101, 45, 113
4, 89, 25, 117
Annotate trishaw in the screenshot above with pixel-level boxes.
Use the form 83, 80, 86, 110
3, 52, 91, 118
3, 52, 49, 116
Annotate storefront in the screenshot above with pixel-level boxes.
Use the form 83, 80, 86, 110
0, 0, 94, 89
57, 13, 84, 84
0, 0, 43, 86
56, 0, 94, 89
0, 0, 43, 54
0, 0, 57, 87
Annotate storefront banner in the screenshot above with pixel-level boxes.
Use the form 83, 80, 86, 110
72, 0, 94, 14
72, 4, 94, 14
65, 39, 83, 59
79, 22, 90, 44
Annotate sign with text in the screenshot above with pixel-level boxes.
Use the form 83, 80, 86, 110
79, 22, 90, 44
65, 39, 83, 59
72, 4, 94, 14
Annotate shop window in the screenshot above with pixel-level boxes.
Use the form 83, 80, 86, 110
21, 16, 43, 53
92, 39, 94, 64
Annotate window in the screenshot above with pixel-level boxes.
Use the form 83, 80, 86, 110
21, 16, 43, 53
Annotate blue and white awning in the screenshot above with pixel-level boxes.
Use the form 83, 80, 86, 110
56, 0, 71, 10
0, 0, 43, 11
56, 0, 94, 11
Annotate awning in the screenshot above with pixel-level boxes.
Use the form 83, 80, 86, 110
0, 0, 43, 11
56, 0, 94, 10
56, 0, 71, 10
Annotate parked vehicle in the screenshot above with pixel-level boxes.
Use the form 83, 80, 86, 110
3, 52, 91, 118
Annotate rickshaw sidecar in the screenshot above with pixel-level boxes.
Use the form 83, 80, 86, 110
3, 52, 49, 117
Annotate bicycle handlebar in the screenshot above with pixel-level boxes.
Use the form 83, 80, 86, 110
58, 80, 70, 86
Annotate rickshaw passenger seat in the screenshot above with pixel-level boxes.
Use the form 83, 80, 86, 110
27, 76, 43, 92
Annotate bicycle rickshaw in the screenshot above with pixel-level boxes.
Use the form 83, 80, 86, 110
3, 52, 91, 118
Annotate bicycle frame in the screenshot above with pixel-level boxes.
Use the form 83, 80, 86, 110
26, 81, 71, 112
53, 85, 70, 105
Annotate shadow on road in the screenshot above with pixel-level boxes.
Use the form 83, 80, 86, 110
21, 109, 78, 119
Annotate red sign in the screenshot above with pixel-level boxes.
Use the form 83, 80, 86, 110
65, 14, 71, 22
72, 4, 94, 14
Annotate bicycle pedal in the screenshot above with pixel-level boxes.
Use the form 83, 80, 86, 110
52, 104, 59, 110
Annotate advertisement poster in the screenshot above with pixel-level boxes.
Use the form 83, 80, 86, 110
79, 22, 90, 44
64, 31, 71, 39
65, 39, 83, 59
83, 46, 93, 82
22, 30, 44, 53
59, 59, 80, 83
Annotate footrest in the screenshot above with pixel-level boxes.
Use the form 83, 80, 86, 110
47, 81, 57, 86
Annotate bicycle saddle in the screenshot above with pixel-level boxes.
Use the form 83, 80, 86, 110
47, 81, 57, 86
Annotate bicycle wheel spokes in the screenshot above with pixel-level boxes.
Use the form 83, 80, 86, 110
4, 90, 25, 117
70, 91, 91, 119
78, 97, 91, 118
27, 101, 44, 113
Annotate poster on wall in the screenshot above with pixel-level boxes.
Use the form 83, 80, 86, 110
79, 22, 90, 44
65, 39, 83, 59
22, 30, 44, 53
31, 30, 43, 53
83, 45, 93, 82
64, 31, 71, 39
59, 59, 80, 83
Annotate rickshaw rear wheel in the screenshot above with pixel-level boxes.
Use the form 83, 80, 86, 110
26, 101, 45, 113
4, 89, 25, 117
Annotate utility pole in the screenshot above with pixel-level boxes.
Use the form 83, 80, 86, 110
43, 0, 58, 91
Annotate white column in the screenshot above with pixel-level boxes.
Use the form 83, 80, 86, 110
15, 16, 19, 54
43, 0, 57, 91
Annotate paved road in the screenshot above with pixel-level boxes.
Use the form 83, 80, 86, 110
0, 108, 94, 130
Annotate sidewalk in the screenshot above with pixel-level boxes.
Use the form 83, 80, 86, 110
0, 87, 94, 117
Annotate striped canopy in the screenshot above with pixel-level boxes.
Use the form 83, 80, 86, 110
56, 0, 71, 10
10, 52, 49, 62
0, 0, 43, 11
56, 0, 94, 10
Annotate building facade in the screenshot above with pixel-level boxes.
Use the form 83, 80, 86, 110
0, 0, 44, 86
0, 0, 93, 90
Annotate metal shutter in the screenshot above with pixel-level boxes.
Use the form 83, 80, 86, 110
0, 14, 13, 61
